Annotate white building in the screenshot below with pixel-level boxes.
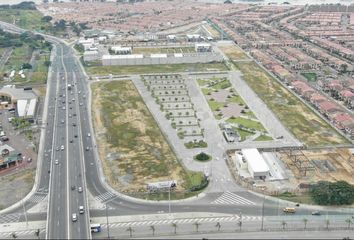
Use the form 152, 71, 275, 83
83, 50, 99, 62
241, 148, 270, 180
195, 43, 212, 52
187, 34, 201, 42
111, 46, 132, 55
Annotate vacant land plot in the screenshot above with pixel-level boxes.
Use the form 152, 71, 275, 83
0, 169, 34, 210
234, 61, 349, 147
133, 47, 195, 54
92, 80, 205, 196
218, 44, 249, 60
86, 62, 228, 75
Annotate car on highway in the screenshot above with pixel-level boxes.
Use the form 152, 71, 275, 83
62, 106, 66, 110
61, 119, 65, 124
55, 159, 59, 165
60, 145, 64, 151
56, 147, 60, 151
72, 213, 77, 222
73, 113, 77, 117
71, 185, 76, 190
79, 206, 84, 214
69, 114, 72, 118
79, 103, 83, 106
87, 133, 91, 137
70, 139, 73, 143
311, 211, 321, 216
283, 207, 296, 213
74, 134, 78, 138
78, 187, 83, 193
86, 147, 90, 151
72, 123, 76, 127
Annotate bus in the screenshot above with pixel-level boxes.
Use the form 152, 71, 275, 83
90, 223, 101, 233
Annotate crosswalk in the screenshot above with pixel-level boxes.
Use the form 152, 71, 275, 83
0, 213, 21, 224
0, 229, 46, 238
27, 194, 48, 204
94, 192, 116, 203
211, 191, 256, 205
103, 215, 262, 228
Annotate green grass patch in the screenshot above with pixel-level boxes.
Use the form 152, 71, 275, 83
233, 61, 349, 147
301, 72, 317, 82
184, 140, 208, 149
0, 9, 50, 32
236, 128, 254, 141
254, 134, 273, 141
87, 62, 228, 75
274, 192, 315, 205
227, 117, 266, 131
207, 99, 225, 111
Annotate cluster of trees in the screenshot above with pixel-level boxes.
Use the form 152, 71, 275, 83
0, 29, 51, 50
309, 181, 354, 205
0, 1, 36, 10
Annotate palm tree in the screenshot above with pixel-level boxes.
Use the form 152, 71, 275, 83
171, 222, 178, 234
193, 222, 201, 233
11, 233, 17, 239
281, 221, 287, 230
126, 226, 134, 237
325, 219, 330, 230
34, 229, 40, 239
215, 222, 221, 231
303, 218, 308, 230
345, 218, 352, 229
149, 225, 156, 236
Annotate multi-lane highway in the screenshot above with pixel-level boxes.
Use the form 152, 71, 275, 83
45, 43, 90, 239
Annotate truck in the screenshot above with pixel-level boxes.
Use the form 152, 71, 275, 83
67, 84, 72, 90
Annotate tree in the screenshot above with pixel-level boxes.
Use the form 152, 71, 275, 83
126, 226, 134, 237
309, 181, 354, 205
149, 225, 155, 236
21, 63, 32, 69
41, 16, 52, 22
345, 218, 352, 229
303, 218, 308, 230
215, 222, 221, 231
171, 222, 177, 234
11, 233, 17, 239
195, 152, 210, 161
193, 222, 201, 233
340, 63, 348, 73
281, 221, 287, 230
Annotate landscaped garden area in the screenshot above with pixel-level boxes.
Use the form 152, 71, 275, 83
198, 76, 272, 142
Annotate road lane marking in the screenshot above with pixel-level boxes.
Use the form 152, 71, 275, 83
211, 191, 256, 205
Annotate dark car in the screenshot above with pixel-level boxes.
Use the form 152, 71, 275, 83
71, 185, 76, 190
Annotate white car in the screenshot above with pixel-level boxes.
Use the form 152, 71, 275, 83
79, 206, 84, 214
72, 213, 77, 222
55, 159, 59, 165
60, 145, 64, 151
87, 133, 91, 137
78, 187, 83, 193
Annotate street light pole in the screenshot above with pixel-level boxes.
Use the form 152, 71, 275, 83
261, 193, 265, 231
105, 203, 110, 239
168, 184, 171, 215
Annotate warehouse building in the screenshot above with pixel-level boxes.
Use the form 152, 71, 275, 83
237, 148, 270, 180
0, 85, 38, 119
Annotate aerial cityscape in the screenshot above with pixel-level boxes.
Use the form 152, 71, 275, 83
0, 0, 353, 239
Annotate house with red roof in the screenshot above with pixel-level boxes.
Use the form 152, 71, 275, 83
339, 89, 354, 109
317, 101, 341, 117
291, 80, 316, 100
310, 93, 327, 108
